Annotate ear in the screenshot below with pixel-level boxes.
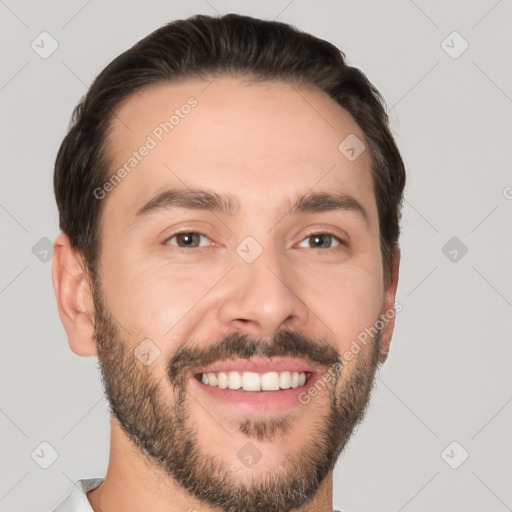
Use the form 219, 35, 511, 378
378, 247, 400, 364
51, 232, 97, 356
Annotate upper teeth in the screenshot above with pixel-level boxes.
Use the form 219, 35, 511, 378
200, 371, 307, 391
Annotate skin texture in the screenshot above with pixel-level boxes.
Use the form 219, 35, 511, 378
52, 77, 400, 512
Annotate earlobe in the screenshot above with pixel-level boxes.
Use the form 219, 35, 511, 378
52, 233, 98, 357
378, 248, 401, 363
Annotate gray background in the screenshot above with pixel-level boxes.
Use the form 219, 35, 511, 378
1, 1, 511, 511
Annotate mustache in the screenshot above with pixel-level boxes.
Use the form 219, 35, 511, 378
167, 329, 341, 383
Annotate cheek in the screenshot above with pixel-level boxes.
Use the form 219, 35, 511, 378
303, 263, 384, 352
99, 247, 223, 345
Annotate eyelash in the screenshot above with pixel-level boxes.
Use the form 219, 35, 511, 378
163, 230, 345, 253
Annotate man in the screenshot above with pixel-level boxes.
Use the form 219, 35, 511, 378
52, 12, 405, 512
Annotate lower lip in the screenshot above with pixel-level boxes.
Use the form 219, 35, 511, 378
189, 373, 319, 414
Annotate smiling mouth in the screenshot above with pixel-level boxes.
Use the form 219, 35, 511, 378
194, 370, 312, 391
189, 359, 323, 414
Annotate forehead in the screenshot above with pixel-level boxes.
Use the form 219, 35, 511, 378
103, 77, 377, 227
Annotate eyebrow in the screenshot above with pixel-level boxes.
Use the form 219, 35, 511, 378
129, 187, 370, 228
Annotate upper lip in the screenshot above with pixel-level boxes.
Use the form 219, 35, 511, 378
190, 357, 320, 377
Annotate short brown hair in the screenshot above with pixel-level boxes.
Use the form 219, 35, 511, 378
54, 13, 405, 285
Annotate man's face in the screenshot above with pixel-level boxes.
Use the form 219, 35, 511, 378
89, 77, 396, 511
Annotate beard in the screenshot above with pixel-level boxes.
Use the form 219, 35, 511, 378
90, 275, 382, 512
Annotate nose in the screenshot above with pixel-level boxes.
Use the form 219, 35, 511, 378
217, 244, 310, 338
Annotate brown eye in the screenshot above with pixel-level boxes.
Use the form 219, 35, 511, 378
165, 232, 209, 249
297, 233, 343, 250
